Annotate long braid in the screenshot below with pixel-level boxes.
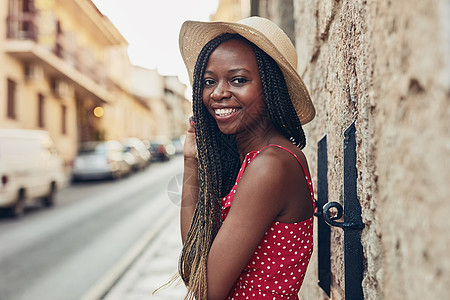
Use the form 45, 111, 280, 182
179, 33, 306, 300
179, 33, 240, 300
251, 44, 306, 149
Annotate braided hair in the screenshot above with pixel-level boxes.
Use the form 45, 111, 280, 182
179, 33, 306, 300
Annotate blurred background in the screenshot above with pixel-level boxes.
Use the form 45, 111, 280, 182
0, 0, 448, 300
0, 0, 223, 299
0, 1, 259, 299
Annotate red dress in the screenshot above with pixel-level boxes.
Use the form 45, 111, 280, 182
222, 145, 315, 300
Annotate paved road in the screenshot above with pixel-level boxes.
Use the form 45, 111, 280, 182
99, 207, 187, 300
0, 156, 183, 300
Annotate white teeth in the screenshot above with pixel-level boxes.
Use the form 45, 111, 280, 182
215, 108, 239, 117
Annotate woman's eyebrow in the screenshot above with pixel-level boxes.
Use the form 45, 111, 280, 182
204, 68, 251, 76
228, 68, 250, 74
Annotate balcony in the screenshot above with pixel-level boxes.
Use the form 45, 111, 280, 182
6, 12, 38, 41
5, 11, 112, 103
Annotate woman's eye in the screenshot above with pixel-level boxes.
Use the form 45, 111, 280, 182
231, 77, 249, 84
204, 79, 215, 86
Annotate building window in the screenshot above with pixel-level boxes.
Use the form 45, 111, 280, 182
7, 78, 16, 119
280, 0, 296, 45
38, 93, 44, 128
22, 0, 35, 12
61, 104, 67, 134
251, 0, 259, 16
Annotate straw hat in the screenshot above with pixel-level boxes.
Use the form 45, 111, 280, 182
179, 16, 315, 125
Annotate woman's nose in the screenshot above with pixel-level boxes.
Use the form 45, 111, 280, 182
210, 81, 231, 101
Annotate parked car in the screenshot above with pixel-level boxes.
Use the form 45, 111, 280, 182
121, 137, 151, 171
149, 138, 176, 161
0, 129, 66, 217
171, 136, 185, 155
71, 140, 130, 182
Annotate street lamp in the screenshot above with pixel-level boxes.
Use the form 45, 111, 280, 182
93, 106, 104, 118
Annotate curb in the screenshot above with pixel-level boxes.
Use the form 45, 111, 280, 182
80, 204, 178, 300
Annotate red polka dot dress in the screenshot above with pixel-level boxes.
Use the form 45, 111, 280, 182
221, 145, 315, 300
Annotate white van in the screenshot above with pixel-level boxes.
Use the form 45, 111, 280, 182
0, 129, 66, 217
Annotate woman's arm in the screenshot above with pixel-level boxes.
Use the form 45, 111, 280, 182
181, 157, 198, 243
205, 147, 313, 300
180, 120, 199, 244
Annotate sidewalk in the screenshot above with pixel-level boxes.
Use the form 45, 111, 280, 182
101, 206, 187, 300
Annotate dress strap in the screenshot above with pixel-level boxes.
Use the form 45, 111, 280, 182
258, 144, 305, 169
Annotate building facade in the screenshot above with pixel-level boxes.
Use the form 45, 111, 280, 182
213, 0, 449, 299
130, 66, 190, 140
0, 0, 189, 167
164, 75, 190, 139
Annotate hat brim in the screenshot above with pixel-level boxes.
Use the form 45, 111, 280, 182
179, 18, 315, 125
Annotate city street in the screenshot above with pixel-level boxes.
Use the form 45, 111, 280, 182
0, 156, 184, 300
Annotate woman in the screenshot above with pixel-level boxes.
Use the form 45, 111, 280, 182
178, 17, 315, 300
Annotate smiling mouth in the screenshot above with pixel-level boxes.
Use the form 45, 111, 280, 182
214, 108, 240, 117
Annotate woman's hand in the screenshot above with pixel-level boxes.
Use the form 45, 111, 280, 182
184, 116, 197, 160
181, 116, 199, 243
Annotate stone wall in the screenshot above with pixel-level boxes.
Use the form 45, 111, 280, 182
284, 0, 449, 299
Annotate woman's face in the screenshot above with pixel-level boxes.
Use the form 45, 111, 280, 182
202, 39, 266, 135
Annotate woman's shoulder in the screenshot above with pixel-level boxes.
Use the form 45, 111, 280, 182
244, 143, 309, 182
258, 143, 308, 169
